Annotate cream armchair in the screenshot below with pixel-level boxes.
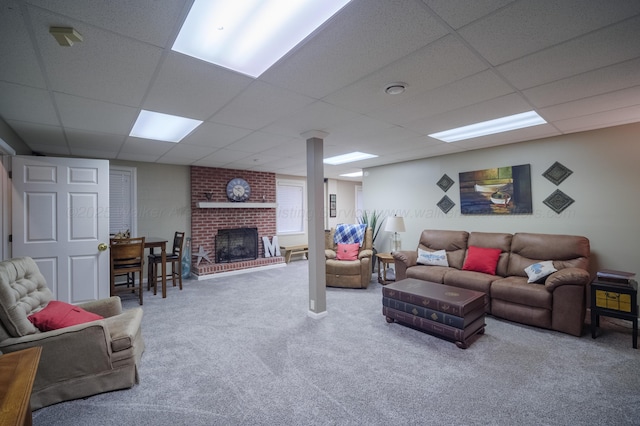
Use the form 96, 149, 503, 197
325, 226, 374, 288
0, 257, 145, 409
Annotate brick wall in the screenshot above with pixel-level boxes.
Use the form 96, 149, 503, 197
190, 166, 283, 276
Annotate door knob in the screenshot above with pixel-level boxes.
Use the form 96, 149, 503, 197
98, 243, 108, 251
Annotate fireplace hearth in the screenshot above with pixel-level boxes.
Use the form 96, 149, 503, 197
216, 228, 258, 263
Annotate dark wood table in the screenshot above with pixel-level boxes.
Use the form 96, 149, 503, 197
0, 346, 42, 426
145, 237, 168, 298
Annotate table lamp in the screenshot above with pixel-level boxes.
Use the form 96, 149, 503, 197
385, 215, 405, 253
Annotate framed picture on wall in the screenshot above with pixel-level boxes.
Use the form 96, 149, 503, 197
329, 194, 337, 217
459, 164, 532, 215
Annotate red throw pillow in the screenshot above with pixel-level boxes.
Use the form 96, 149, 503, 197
336, 243, 359, 261
462, 246, 502, 275
28, 301, 103, 332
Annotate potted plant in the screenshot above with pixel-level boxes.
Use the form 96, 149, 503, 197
358, 210, 384, 271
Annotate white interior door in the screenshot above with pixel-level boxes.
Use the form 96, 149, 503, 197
11, 156, 110, 303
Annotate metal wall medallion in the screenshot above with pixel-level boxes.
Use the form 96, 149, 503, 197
436, 174, 454, 192
543, 189, 574, 214
437, 195, 455, 214
542, 161, 573, 186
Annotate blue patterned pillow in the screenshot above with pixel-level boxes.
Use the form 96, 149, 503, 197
417, 248, 449, 267
524, 261, 557, 283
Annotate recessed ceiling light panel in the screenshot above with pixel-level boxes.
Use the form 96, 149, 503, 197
324, 152, 377, 165
340, 171, 363, 177
172, 0, 353, 78
429, 111, 547, 143
130, 110, 203, 143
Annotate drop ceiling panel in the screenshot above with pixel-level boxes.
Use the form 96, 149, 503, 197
523, 58, 640, 108
261, 0, 449, 99
27, 0, 188, 46
405, 93, 537, 135
0, 1, 46, 88
29, 6, 163, 106
66, 128, 123, 158
180, 122, 252, 148
224, 132, 291, 153
323, 35, 488, 113
552, 104, 640, 133
367, 70, 514, 125
119, 137, 173, 160
0, 82, 58, 125
540, 86, 640, 122
423, 0, 516, 29
158, 143, 218, 163
211, 81, 315, 130
263, 101, 360, 139
458, 0, 640, 65
192, 149, 252, 167
497, 16, 640, 90
7, 120, 67, 152
54, 93, 137, 135
143, 52, 253, 120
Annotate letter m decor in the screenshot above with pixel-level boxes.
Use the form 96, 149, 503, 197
262, 236, 280, 257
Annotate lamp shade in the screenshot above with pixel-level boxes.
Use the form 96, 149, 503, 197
384, 216, 405, 233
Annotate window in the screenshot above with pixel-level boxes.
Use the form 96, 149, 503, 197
276, 180, 305, 234
109, 166, 137, 236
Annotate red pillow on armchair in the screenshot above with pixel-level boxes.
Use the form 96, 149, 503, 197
336, 243, 359, 261
462, 246, 502, 275
28, 301, 103, 332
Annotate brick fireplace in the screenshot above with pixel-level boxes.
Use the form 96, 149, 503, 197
190, 166, 284, 278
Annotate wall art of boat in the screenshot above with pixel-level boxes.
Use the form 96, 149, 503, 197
490, 191, 511, 205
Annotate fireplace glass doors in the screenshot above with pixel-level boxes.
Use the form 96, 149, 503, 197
215, 228, 258, 263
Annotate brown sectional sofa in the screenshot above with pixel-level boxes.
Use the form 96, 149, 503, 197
392, 230, 591, 336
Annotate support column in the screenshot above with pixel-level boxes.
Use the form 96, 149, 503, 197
302, 130, 328, 318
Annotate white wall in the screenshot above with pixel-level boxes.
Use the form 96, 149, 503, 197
110, 160, 191, 244
363, 122, 640, 277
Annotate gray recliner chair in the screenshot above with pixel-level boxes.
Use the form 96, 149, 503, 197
0, 256, 145, 409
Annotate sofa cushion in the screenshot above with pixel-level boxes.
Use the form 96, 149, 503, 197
28, 301, 104, 332
524, 261, 557, 283
508, 233, 590, 276
417, 248, 449, 267
491, 276, 552, 310
0, 257, 54, 337
417, 230, 468, 269
406, 265, 451, 284
443, 269, 494, 311
326, 258, 362, 275
336, 243, 359, 261
462, 246, 502, 275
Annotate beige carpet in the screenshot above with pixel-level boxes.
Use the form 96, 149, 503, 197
33, 261, 640, 425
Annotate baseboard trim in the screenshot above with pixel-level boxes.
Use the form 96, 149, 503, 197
307, 310, 328, 319
193, 263, 287, 280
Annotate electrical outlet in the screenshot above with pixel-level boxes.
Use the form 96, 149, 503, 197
310, 300, 315, 310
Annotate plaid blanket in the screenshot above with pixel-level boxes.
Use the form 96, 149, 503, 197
333, 223, 367, 246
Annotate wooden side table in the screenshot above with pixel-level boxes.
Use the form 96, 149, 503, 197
376, 253, 395, 285
590, 279, 638, 349
0, 346, 42, 426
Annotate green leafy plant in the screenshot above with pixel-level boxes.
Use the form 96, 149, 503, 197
358, 210, 384, 245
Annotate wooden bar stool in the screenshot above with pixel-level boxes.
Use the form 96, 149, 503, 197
148, 231, 185, 295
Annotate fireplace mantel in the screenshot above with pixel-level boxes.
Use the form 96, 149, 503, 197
197, 202, 277, 208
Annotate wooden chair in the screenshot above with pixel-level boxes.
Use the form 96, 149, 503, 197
110, 236, 145, 305
148, 231, 185, 295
